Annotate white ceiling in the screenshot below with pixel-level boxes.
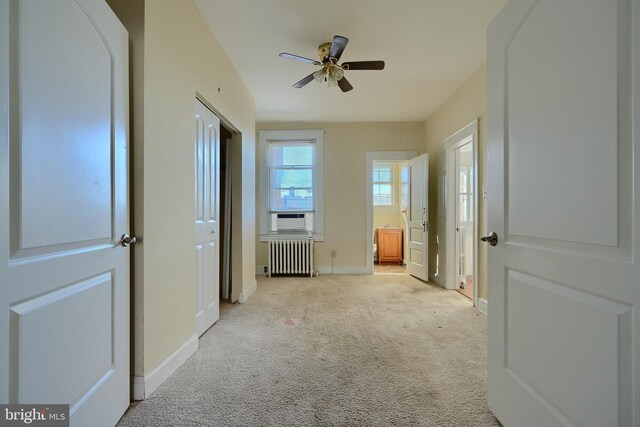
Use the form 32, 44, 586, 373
194, 0, 507, 123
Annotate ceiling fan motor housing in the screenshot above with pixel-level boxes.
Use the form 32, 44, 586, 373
318, 42, 332, 61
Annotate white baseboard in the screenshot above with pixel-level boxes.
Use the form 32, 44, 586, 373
477, 298, 488, 315
131, 376, 145, 401
131, 334, 198, 400
239, 280, 257, 303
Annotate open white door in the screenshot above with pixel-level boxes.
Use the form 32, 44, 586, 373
407, 153, 428, 281
487, 0, 639, 426
195, 100, 220, 336
0, 0, 129, 425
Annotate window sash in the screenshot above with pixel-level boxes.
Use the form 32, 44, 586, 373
373, 165, 393, 206
268, 142, 315, 212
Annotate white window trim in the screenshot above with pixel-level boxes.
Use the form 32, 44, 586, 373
259, 130, 324, 241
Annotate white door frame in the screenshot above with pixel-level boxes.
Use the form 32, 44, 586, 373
195, 94, 244, 304
365, 151, 417, 274
443, 120, 478, 306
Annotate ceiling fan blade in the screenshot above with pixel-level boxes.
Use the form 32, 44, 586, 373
329, 35, 349, 61
341, 61, 385, 70
279, 52, 321, 66
337, 76, 353, 92
293, 72, 316, 88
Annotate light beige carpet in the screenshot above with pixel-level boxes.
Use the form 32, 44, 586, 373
117, 275, 500, 427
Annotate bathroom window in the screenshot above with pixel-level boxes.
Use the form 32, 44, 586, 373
373, 165, 393, 206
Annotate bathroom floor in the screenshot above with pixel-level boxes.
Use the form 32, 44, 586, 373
456, 275, 473, 300
374, 263, 407, 274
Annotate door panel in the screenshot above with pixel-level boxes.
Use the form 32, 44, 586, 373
10, 274, 113, 404
407, 153, 428, 280
195, 100, 220, 336
0, 0, 129, 425
17, 0, 113, 250
487, 0, 638, 425
506, 0, 619, 248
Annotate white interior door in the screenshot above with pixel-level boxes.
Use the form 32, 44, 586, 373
0, 0, 129, 425
195, 100, 220, 337
487, 0, 639, 425
407, 153, 428, 281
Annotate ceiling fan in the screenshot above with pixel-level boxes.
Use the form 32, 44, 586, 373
279, 35, 385, 93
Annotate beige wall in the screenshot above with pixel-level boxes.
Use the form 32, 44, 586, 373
256, 122, 424, 271
424, 64, 488, 299
108, 0, 256, 376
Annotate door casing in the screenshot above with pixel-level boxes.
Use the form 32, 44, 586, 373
365, 151, 417, 274
443, 120, 478, 307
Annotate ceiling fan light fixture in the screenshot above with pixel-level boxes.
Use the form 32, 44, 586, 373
325, 65, 344, 87
333, 67, 344, 81
313, 69, 325, 83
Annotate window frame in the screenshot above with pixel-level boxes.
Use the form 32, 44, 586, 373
259, 130, 324, 241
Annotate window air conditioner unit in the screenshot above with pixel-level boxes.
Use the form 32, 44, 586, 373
271, 213, 313, 232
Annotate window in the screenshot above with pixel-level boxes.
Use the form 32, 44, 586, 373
269, 143, 314, 212
259, 130, 324, 241
373, 164, 393, 206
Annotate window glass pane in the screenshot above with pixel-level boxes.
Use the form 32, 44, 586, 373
271, 169, 312, 188
373, 166, 393, 183
271, 189, 313, 211
378, 168, 391, 182
374, 195, 392, 206
270, 145, 312, 166
373, 181, 392, 205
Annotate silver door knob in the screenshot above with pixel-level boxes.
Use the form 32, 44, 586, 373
120, 233, 137, 247
480, 232, 498, 246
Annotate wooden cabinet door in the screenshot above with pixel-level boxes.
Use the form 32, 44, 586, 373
378, 229, 403, 263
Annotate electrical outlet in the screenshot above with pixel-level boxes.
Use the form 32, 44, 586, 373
263, 266, 267, 273
330, 250, 336, 258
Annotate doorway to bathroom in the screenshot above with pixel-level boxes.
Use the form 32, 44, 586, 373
372, 160, 409, 274
365, 151, 417, 275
